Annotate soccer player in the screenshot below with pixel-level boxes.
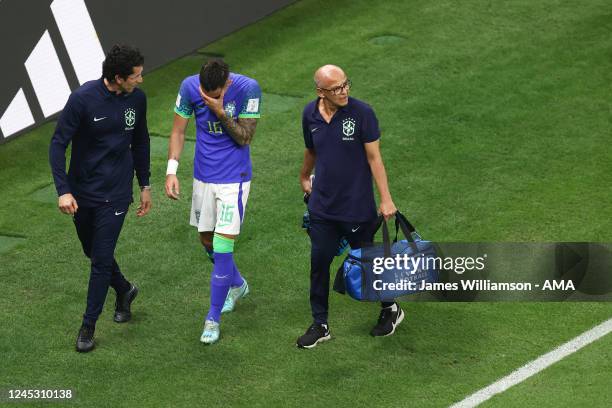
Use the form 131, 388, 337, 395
49, 45, 151, 353
165, 59, 261, 344
297, 64, 402, 348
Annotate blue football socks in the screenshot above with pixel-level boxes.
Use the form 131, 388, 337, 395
206, 234, 234, 323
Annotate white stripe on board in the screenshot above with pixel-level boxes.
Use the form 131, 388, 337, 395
0, 88, 35, 137
51, 0, 104, 85
24, 30, 71, 118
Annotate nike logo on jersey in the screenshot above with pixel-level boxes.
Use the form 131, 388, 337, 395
351, 226, 360, 232
214, 274, 229, 279
94, 116, 107, 122
311, 127, 319, 133
114, 211, 125, 216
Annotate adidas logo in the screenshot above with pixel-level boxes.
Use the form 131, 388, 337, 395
0, 0, 105, 139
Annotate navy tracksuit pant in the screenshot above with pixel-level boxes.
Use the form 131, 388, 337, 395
73, 202, 131, 327
308, 213, 392, 324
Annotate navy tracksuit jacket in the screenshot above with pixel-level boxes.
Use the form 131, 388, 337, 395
49, 78, 150, 326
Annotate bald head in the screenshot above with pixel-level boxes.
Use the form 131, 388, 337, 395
314, 65, 346, 88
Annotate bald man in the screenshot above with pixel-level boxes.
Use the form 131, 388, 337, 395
297, 65, 403, 348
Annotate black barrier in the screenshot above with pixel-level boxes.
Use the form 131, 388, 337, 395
0, 0, 296, 142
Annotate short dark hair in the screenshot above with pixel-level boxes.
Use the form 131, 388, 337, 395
199, 59, 229, 92
102, 44, 144, 82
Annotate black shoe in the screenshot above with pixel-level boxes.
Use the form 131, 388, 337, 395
114, 284, 138, 323
297, 323, 331, 349
76, 325, 95, 353
370, 305, 404, 337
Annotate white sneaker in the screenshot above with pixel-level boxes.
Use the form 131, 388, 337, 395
200, 320, 220, 344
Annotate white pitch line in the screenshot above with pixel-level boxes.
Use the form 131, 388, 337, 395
450, 317, 612, 408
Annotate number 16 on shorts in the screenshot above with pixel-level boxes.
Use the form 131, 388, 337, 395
190, 180, 251, 235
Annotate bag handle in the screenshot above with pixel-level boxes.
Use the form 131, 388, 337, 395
381, 217, 391, 258
374, 212, 419, 257
392, 211, 419, 253
373, 213, 413, 237
394, 211, 416, 241
370, 215, 393, 258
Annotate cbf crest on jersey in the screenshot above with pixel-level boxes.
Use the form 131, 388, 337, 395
224, 101, 236, 118
124, 108, 136, 130
342, 117, 356, 138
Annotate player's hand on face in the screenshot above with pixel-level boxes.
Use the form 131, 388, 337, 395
199, 86, 224, 117
199, 81, 231, 118
58, 193, 78, 215
137, 189, 152, 217
165, 174, 180, 200
379, 199, 397, 221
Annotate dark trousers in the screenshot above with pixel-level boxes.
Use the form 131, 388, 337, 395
308, 213, 393, 324
73, 202, 131, 327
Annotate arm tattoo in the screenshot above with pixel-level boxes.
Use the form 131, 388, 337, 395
218, 116, 258, 146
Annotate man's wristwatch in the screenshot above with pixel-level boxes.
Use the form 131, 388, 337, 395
140, 185, 151, 191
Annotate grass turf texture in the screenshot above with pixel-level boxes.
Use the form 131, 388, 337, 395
1, 0, 611, 406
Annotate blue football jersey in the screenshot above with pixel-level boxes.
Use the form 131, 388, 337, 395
175, 73, 262, 183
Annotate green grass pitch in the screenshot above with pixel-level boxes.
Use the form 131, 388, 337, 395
1, 0, 611, 406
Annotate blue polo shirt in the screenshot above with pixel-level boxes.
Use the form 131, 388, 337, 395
302, 97, 380, 222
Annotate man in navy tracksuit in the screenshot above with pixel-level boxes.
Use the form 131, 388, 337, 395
49, 45, 151, 352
